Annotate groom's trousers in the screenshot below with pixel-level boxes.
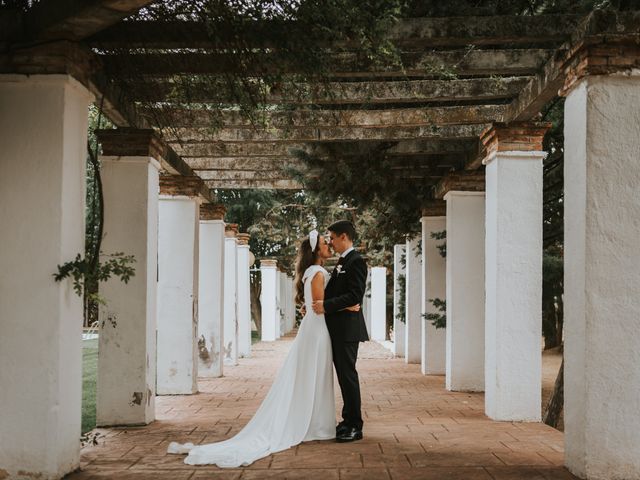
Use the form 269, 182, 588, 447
332, 341, 363, 431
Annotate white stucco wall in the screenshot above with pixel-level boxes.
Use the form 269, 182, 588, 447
0, 75, 92, 478
198, 220, 225, 377
261, 263, 278, 341
564, 75, 640, 480
237, 244, 252, 357
97, 156, 159, 426
421, 216, 447, 375
370, 267, 387, 341
223, 237, 238, 365
393, 244, 406, 357
445, 192, 485, 392
404, 237, 422, 364
484, 151, 543, 421
157, 197, 199, 394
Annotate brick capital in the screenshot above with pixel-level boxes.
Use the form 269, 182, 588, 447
159, 175, 205, 197
236, 233, 251, 245
261, 259, 277, 268
480, 122, 550, 162
434, 173, 485, 200
97, 128, 166, 159
200, 203, 226, 221
225, 223, 239, 237
421, 201, 446, 217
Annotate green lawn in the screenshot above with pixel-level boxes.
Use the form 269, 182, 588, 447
82, 338, 98, 434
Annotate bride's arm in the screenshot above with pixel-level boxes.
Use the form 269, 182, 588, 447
310, 272, 325, 304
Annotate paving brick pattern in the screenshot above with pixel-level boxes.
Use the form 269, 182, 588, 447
68, 334, 578, 479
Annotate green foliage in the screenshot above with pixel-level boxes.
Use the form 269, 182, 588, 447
81, 339, 99, 434
423, 298, 446, 329
395, 273, 406, 324
431, 230, 446, 258
54, 253, 136, 305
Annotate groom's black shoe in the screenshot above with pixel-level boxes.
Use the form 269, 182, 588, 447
336, 427, 363, 443
336, 423, 349, 436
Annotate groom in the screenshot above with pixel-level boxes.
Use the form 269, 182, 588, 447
312, 220, 369, 442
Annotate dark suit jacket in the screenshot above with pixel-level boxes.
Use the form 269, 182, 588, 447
324, 249, 369, 342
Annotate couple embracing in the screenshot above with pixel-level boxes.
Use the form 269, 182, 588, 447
168, 220, 369, 467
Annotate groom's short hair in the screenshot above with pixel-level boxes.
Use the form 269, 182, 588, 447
328, 220, 356, 241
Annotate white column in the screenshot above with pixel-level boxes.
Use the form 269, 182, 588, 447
0, 74, 91, 479
97, 137, 160, 426
223, 225, 238, 365
564, 75, 640, 480
370, 267, 387, 341
445, 191, 485, 391
157, 193, 200, 395
421, 216, 447, 375
261, 260, 278, 341
404, 237, 422, 364
393, 244, 406, 357
236, 233, 252, 358
363, 268, 372, 338
198, 205, 226, 377
287, 275, 296, 332
277, 270, 285, 337
484, 149, 544, 421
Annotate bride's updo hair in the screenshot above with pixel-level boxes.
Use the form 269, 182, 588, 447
294, 236, 320, 305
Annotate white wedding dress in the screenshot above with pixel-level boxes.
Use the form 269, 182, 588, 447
167, 264, 335, 467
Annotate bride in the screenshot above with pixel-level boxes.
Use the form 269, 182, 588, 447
168, 229, 360, 467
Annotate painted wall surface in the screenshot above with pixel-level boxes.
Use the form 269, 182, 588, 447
198, 220, 225, 377
157, 197, 199, 394
484, 151, 543, 421
98, 156, 159, 426
564, 75, 640, 480
393, 244, 406, 357
236, 245, 252, 357
261, 265, 278, 341
421, 216, 447, 375
404, 237, 422, 364
0, 75, 91, 478
445, 192, 485, 392
223, 237, 238, 365
370, 267, 387, 341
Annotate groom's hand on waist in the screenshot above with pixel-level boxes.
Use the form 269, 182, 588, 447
312, 300, 325, 314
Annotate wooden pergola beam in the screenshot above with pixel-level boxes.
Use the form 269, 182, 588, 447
2, 0, 154, 44
207, 179, 302, 190
99, 49, 551, 78
164, 124, 487, 143
89, 15, 579, 49
128, 77, 531, 105
171, 138, 476, 158
147, 104, 506, 128
186, 153, 463, 171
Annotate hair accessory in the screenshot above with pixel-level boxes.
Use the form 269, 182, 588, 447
309, 229, 319, 252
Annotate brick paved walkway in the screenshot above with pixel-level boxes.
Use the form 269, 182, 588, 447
68, 334, 577, 479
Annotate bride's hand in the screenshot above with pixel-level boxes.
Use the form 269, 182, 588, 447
344, 304, 360, 312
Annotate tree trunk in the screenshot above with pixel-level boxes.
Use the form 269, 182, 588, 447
543, 357, 564, 429
250, 274, 262, 336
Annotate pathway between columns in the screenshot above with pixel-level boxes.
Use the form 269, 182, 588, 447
69, 334, 577, 479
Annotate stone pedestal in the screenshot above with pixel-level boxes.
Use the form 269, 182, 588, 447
564, 74, 640, 479
157, 176, 202, 395
0, 74, 92, 479
223, 224, 239, 365
445, 191, 485, 392
236, 233, 252, 358
393, 244, 406, 357
198, 204, 226, 377
261, 260, 278, 341
370, 267, 387, 341
404, 237, 422, 364
421, 214, 447, 375
96, 130, 161, 426
482, 123, 548, 421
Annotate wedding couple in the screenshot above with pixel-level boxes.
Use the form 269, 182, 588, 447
168, 220, 369, 467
